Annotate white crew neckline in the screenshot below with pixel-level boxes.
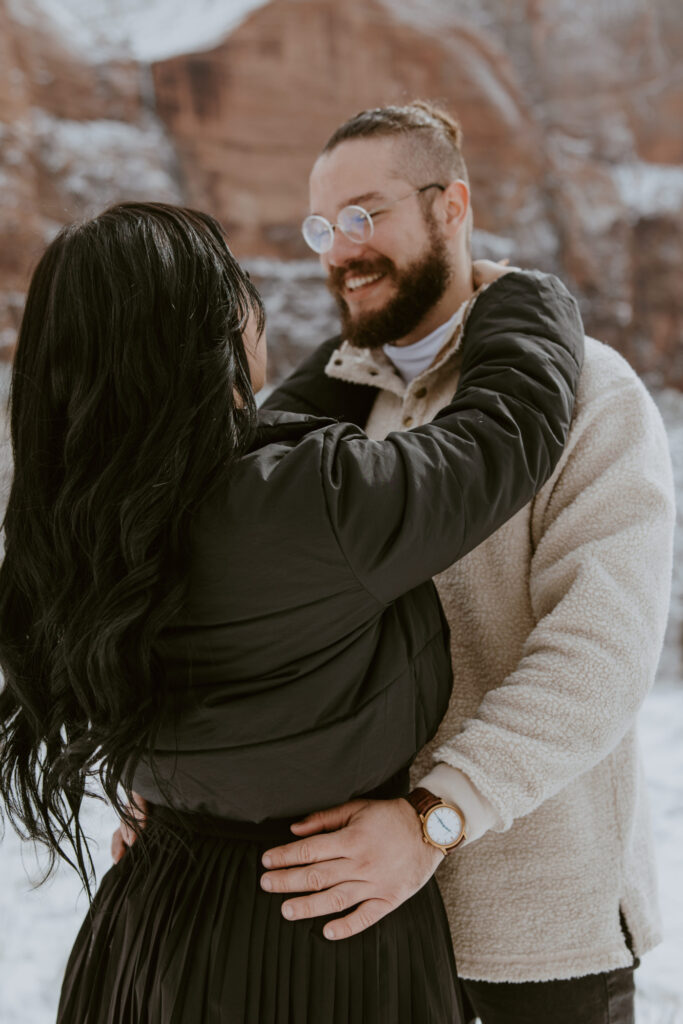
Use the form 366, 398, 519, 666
382, 301, 468, 383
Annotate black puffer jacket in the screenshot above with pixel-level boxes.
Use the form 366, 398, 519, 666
133, 272, 583, 821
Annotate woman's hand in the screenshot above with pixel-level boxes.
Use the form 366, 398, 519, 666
111, 791, 148, 863
472, 257, 520, 288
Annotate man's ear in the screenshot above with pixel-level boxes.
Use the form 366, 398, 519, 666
441, 180, 470, 238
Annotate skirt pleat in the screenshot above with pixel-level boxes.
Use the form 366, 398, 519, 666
58, 801, 463, 1024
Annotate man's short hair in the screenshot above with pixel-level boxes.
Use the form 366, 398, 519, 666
321, 101, 469, 188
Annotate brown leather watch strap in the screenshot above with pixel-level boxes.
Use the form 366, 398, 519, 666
405, 787, 442, 818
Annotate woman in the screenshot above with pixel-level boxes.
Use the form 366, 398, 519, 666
0, 202, 583, 1023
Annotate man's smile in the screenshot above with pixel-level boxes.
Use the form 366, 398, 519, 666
328, 258, 395, 307
345, 271, 385, 293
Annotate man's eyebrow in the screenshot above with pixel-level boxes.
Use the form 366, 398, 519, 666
310, 191, 387, 216
344, 191, 386, 208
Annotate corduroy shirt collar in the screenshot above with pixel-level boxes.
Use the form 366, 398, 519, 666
324, 289, 483, 397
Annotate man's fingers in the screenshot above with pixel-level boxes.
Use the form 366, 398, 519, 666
111, 828, 126, 863
262, 831, 349, 870
117, 790, 148, 850
260, 858, 350, 895
472, 257, 520, 286
130, 791, 148, 820
277, 882, 369, 924
119, 819, 138, 846
322, 898, 393, 941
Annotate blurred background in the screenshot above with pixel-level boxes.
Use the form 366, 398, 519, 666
0, 1, 681, 1022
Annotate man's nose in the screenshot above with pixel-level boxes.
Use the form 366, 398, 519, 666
324, 229, 366, 269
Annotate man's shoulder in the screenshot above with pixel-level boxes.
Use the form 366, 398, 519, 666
582, 335, 637, 383
574, 336, 659, 426
548, 336, 671, 496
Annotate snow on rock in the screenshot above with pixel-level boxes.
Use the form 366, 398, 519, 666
8, 0, 271, 63
245, 258, 337, 401
612, 163, 683, 223
31, 109, 182, 212
471, 228, 517, 262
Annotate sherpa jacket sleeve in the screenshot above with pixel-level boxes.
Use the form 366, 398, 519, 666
316, 272, 584, 604
420, 351, 676, 833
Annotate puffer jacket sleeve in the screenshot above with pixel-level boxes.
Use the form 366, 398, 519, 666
319, 271, 584, 605
262, 335, 377, 424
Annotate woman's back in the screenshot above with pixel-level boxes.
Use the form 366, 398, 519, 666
137, 267, 585, 824
140, 408, 452, 822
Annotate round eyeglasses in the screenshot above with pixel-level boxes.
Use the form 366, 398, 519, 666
301, 183, 445, 254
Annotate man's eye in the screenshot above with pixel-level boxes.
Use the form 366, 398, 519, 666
347, 211, 368, 229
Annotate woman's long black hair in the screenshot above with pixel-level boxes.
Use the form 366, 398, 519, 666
0, 202, 265, 895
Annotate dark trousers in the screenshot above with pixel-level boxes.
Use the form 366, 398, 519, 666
461, 915, 638, 1024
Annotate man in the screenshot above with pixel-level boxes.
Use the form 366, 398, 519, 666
256, 102, 675, 1023
114, 103, 674, 1022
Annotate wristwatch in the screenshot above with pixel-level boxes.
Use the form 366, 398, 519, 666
406, 787, 467, 855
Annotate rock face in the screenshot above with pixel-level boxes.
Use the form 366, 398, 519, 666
150, 0, 683, 388
0, 0, 182, 361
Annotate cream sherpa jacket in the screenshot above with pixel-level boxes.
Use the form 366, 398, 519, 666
326, 303, 675, 982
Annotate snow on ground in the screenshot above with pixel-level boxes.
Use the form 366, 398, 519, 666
636, 684, 683, 1024
7, 0, 271, 63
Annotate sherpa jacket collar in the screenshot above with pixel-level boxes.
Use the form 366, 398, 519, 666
323, 290, 483, 396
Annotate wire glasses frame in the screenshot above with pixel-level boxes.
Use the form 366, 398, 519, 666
301, 183, 445, 254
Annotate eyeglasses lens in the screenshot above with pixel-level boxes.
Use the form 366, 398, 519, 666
338, 206, 373, 243
302, 215, 333, 254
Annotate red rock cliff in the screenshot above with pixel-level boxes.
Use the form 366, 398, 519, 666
1, 0, 681, 385
151, 0, 683, 386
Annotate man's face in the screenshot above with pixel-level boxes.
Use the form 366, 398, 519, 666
308, 138, 452, 348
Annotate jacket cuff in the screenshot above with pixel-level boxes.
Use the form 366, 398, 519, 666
416, 762, 500, 846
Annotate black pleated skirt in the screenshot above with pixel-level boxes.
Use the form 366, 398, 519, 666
58, 772, 464, 1024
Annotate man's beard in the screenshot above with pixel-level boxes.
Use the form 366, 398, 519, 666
328, 220, 453, 349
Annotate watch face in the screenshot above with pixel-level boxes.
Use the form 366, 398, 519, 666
425, 805, 464, 846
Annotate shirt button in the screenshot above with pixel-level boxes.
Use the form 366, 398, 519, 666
403, 415, 414, 427
414, 386, 427, 399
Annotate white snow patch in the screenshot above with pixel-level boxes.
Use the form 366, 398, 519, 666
8, 0, 271, 63
377, 0, 496, 34
612, 162, 683, 222
243, 257, 326, 281
471, 228, 516, 262
31, 109, 182, 210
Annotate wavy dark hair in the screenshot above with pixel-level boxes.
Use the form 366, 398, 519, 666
0, 202, 264, 895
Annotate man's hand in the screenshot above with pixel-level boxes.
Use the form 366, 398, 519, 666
111, 791, 148, 863
259, 797, 444, 940
472, 257, 519, 287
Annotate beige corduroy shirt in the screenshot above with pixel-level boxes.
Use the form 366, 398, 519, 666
325, 294, 675, 982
